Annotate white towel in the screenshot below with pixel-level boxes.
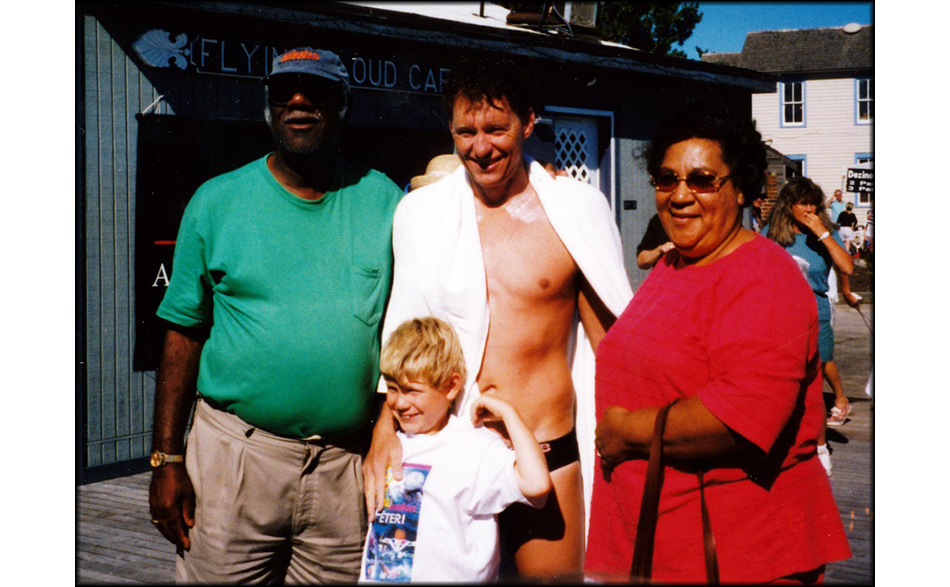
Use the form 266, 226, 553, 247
382, 157, 634, 533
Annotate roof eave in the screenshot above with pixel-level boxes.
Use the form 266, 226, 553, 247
154, 0, 776, 92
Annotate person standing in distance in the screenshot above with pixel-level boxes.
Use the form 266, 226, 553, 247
828, 189, 846, 225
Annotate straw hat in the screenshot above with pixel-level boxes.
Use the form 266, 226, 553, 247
410, 154, 462, 191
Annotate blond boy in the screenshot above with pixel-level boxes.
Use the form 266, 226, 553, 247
359, 317, 551, 583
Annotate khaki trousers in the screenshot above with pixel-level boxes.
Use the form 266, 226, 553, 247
176, 398, 368, 584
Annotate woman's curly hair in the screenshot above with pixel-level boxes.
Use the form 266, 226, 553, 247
644, 102, 768, 206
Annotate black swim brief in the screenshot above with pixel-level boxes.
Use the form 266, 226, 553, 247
539, 428, 580, 472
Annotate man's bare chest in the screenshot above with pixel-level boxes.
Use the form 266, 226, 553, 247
476, 201, 577, 303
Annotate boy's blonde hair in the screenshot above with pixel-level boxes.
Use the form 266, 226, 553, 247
380, 317, 467, 390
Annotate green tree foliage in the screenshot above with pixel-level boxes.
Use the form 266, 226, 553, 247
596, 2, 702, 58
500, 2, 703, 59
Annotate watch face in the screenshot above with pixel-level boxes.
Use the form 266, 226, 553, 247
150, 452, 163, 467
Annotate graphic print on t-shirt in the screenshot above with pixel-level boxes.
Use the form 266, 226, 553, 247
363, 463, 431, 582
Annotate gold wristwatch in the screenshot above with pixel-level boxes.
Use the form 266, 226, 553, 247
149, 450, 184, 468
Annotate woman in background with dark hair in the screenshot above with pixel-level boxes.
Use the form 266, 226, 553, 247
585, 103, 850, 584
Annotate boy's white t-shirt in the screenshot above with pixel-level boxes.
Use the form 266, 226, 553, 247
358, 415, 538, 583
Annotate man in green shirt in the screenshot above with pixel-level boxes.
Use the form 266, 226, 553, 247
148, 47, 403, 583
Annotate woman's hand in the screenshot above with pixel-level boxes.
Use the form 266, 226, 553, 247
844, 291, 861, 308
595, 406, 636, 481
594, 397, 746, 482
792, 207, 827, 237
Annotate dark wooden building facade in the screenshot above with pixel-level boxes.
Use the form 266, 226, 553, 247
77, 1, 774, 481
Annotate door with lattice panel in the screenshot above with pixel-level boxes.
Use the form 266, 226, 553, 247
553, 117, 599, 188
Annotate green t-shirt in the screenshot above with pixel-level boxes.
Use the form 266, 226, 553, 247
157, 155, 403, 437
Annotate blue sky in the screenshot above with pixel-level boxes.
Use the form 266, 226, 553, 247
685, 2, 873, 59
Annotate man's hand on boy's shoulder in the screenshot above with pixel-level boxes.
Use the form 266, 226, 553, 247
363, 410, 404, 514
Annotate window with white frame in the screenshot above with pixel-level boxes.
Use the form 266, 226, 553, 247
781, 81, 804, 126
856, 78, 873, 123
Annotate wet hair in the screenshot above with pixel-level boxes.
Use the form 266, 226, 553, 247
442, 55, 535, 122
380, 317, 467, 391
644, 102, 768, 206
765, 176, 836, 247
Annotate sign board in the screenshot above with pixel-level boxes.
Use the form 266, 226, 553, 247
845, 167, 873, 194
132, 29, 451, 95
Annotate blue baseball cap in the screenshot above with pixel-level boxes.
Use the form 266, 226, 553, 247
264, 47, 350, 89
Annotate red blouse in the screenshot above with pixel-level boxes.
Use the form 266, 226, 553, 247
585, 235, 851, 583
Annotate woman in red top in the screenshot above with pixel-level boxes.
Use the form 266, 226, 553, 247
584, 104, 851, 584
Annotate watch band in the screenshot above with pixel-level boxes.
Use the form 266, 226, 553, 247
150, 450, 184, 468
818, 231, 830, 241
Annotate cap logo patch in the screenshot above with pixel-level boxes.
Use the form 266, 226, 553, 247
280, 49, 321, 63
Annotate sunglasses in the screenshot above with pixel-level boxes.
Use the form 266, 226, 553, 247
650, 171, 732, 194
267, 79, 341, 108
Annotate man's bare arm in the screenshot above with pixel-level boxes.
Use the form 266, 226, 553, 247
577, 274, 617, 353
636, 242, 675, 270
148, 324, 205, 551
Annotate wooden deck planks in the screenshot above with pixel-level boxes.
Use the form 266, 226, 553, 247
78, 473, 177, 584
821, 303, 873, 585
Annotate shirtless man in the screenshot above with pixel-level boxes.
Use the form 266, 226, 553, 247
363, 57, 631, 579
